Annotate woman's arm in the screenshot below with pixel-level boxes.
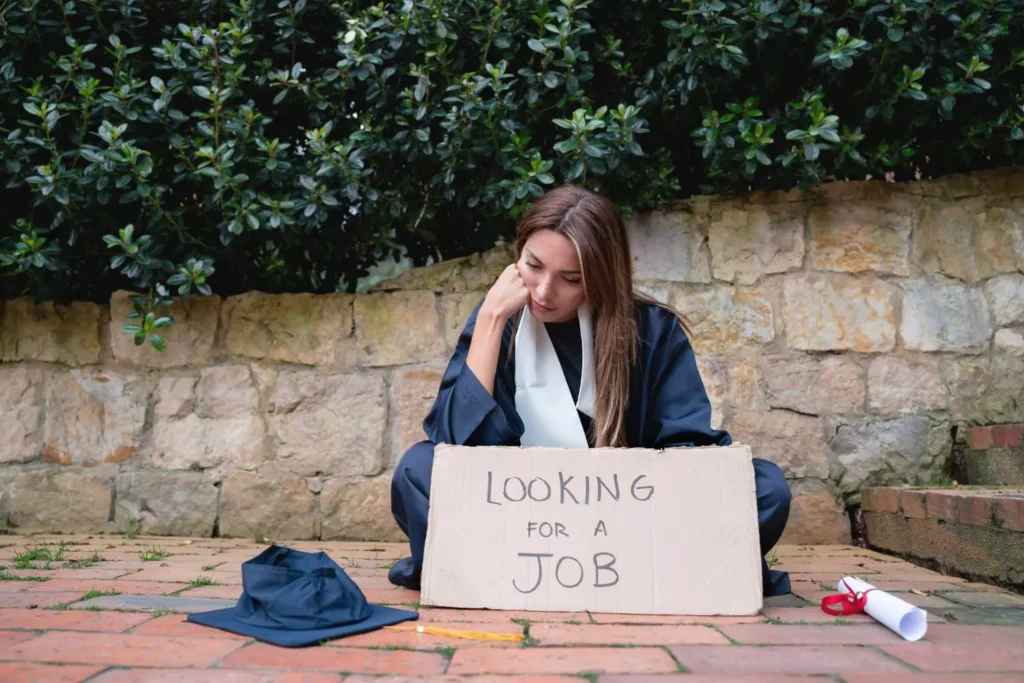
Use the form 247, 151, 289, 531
464, 262, 530, 396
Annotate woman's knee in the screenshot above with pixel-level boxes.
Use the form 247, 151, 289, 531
392, 440, 437, 491
754, 458, 792, 514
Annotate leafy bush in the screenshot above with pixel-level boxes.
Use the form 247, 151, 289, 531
1, 0, 1022, 348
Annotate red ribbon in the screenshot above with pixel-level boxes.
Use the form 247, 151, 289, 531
820, 578, 875, 616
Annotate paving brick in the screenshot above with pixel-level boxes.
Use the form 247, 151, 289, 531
0, 630, 42, 647
220, 644, 446, 675
530, 623, 729, 645
760, 607, 872, 624
924, 624, 1024, 647
344, 677, 581, 683
969, 426, 993, 450
841, 676, 1024, 683
899, 491, 927, 518
925, 491, 960, 522
447, 647, 679, 675
718, 623, 905, 645
125, 568, 241, 584
668, 645, 912, 674
6, 631, 245, 667
414, 607, 530, 624
939, 591, 1024, 607
587, 613, 762, 625
601, 677, 838, 683
18, 579, 189, 595
70, 594, 236, 613
958, 496, 993, 526
88, 670, 342, 682
128, 614, 248, 639
179, 584, 243, 600
881, 643, 1024, 672
327, 621, 524, 649
0, 591, 88, 608
994, 496, 1024, 531
0, 663, 106, 682
992, 423, 1022, 447
0, 608, 150, 632
891, 592, 957, 609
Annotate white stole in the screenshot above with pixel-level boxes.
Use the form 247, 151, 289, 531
513, 303, 596, 448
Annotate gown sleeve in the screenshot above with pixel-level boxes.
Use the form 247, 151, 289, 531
642, 305, 732, 449
421, 301, 524, 446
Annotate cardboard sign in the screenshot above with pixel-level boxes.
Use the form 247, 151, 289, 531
421, 443, 763, 616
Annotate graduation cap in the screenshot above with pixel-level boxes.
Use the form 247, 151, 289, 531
187, 544, 418, 647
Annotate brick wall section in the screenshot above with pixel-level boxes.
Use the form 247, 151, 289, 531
968, 424, 1023, 450
862, 486, 1024, 532
965, 423, 1024, 487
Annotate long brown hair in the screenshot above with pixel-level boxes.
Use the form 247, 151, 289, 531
511, 185, 691, 448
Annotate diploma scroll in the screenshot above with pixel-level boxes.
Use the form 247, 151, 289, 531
834, 576, 928, 642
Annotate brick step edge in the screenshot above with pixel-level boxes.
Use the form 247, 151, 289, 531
861, 486, 1024, 532
968, 423, 1023, 450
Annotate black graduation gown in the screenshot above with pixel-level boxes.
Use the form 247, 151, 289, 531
423, 300, 731, 450
390, 299, 793, 597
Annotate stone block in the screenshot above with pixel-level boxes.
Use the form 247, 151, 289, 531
778, 479, 852, 545
728, 410, 829, 479
985, 274, 1024, 327
828, 417, 951, 499
916, 199, 1024, 282
944, 356, 1024, 425
8, 470, 112, 533
320, 476, 405, 541
109, 291, 219, 367
114, 471, 219, 537
150, 368, 265, 472
696, 356, 725, 429
627, 208, 712, 283
221, 292, 352, 366
995, 328, 1024, 356
0, 366, 44, 464
725, 357, 767, 412
390, 367, 444, 465
42, 370, 150, 468
269, 371, 386, 478
807, 201, 912, 275
671, 286, 774, 355
708, 204, 804, 284
353, 292, 445, 367
219, 471, 315, 540
440, 292, 484, 352
783, 273, 898, 352
901, 277, 991, 352
867, 356, 947, 414
1, 298, 101, 366
371, 244, 511, 294
760, 355, 865, 415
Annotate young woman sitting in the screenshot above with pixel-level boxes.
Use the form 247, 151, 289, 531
388, 185, 792, 598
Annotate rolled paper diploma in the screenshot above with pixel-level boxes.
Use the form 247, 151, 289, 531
839, 576, 928, 642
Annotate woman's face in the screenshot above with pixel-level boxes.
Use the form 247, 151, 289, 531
518, 229, 586, 323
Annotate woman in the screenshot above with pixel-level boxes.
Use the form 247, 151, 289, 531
388, 185, 792, 597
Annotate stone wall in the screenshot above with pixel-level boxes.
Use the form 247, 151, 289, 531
1, 168, 1023, 545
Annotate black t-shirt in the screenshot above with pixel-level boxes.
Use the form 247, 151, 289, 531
544, 316, 594, 444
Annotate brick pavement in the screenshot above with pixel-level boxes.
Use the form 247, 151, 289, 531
1, 535, 1023, 681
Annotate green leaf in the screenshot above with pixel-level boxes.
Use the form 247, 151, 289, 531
528, 39, 546, 53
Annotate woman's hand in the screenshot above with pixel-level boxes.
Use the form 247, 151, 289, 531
479, 263, 530, 322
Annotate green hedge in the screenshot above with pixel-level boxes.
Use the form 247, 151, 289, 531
1, 0, 1022, 348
